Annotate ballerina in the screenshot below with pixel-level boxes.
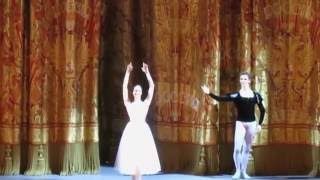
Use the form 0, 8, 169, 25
115, 62, 161, 179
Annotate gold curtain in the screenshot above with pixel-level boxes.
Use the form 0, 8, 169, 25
0, 0, 24, 175
153, 0, 220, 174
251, 0, 320, 175
0, 0, 101, 175
1, 0, 320, 177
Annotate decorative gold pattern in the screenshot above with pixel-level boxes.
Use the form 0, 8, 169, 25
153, 0, 221, 145
0, 0, 320, 175
0, 0, 101, 175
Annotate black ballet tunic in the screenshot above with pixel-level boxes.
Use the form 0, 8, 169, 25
209, 92, 265, 125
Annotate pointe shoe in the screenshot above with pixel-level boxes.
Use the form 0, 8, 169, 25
241, 171, 251, 179
131, 173, 142, 180
232, 170, 241, 179
132, 166, 142, 180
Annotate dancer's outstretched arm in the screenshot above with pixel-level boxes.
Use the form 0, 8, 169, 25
142, 62, 154, 106
123, 63, 133, 106
201, 84, 234, 101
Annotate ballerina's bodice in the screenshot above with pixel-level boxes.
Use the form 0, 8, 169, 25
126, 101, 149, 123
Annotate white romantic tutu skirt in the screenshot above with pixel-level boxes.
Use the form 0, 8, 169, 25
114, 121, 161, 175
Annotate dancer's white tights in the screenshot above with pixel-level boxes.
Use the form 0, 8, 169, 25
233, 121, 257, 175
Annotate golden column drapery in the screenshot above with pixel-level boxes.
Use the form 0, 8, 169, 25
153, 0, 221, 174
0, 0, 101, 175
251, 0, 320, 175
0, 0, 24, 175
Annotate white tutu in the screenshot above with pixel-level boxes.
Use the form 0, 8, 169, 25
115, 102, 161, 175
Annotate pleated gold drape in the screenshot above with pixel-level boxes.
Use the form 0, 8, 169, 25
152, 0, 220, 174
0, 0, 101, 175
0, 0, 24, 175
251, 0, 320, 175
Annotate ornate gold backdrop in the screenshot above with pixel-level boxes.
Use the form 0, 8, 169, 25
0, 0, 319, 176
0, 0, 101, 175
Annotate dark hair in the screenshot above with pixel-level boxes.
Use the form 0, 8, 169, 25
239, 72, 252, 80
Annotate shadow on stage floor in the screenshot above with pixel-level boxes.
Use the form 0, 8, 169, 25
0, 166, 318, 179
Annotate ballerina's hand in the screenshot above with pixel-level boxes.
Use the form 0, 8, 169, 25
201, 85, 210, 94
141, 62, 149, 73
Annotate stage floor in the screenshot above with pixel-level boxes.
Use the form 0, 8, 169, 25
0, 166, 317, 179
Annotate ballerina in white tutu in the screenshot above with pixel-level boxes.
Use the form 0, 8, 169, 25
115, 62, 161, 178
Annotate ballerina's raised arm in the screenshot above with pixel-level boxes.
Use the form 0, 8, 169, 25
123, 62, 133, 107
141, 62, 154, 106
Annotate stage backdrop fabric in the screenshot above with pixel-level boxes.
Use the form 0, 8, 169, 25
0, 0, 320, 176
0, 0, 101, 175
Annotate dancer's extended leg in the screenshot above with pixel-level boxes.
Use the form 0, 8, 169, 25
241, 121, 257, 179
232, 121, 246, 179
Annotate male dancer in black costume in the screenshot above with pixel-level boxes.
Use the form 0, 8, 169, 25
201, 72, 265, 179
